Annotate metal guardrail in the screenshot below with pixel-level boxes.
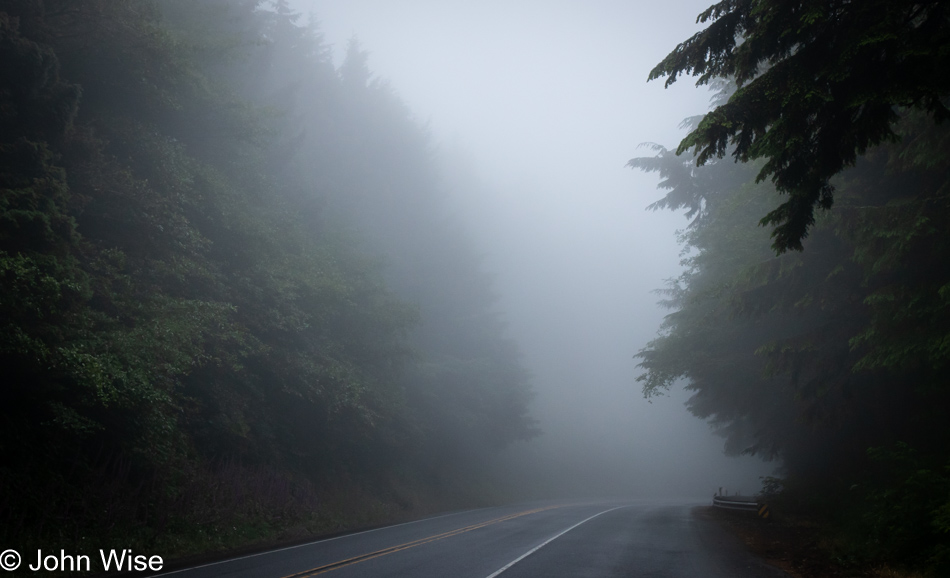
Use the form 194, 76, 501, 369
712, 495, 770, 518
712, 496, 757, 511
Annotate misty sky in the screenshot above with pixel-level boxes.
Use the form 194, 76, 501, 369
292, 0, 773, 496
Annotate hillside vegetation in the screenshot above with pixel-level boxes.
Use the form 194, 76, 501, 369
0, 0, 535, 558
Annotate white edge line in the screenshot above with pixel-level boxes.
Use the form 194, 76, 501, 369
483, 505, 629, 578
149, 507, 484, 577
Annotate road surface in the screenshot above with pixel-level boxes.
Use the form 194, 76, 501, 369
157, 500, 788, 578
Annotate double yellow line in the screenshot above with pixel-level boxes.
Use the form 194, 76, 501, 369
279, 505, 560, 577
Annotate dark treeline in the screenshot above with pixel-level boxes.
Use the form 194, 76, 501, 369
0, 0, 534, 557
634, 1, 949, 574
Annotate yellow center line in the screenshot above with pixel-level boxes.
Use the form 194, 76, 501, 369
278, 505, 562, 578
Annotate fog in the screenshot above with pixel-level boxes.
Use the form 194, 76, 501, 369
295, 0, 775, 498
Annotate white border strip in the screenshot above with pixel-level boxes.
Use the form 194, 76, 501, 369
484, 505, 627, 578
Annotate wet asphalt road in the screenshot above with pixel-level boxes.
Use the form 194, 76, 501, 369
156, 500, 788, 578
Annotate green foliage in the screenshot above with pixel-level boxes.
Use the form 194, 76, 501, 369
849, 444, 950, 570
643, 3, 950, 572
0, 0, 534, 558
649, 0, 950, 252
633, 87, 950, 571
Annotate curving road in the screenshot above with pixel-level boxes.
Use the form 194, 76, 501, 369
156, 500, 788, 578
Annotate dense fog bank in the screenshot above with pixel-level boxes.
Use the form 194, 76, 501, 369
297, 0, 775, 498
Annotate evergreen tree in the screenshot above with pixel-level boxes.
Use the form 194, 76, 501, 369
632, 100, 950, 571
649, 0, 950, 252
